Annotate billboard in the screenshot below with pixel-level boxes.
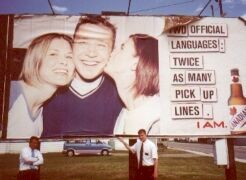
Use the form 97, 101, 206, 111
0, 15, 246, 139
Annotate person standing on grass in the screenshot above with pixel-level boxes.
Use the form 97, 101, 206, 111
118, 129, 158, 180
18, 136, 43, 180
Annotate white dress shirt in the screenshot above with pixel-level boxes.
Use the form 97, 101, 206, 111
19, 146, 44, 171
131, 139, 158, 166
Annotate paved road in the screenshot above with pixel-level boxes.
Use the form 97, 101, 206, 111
166, 141, 246, 162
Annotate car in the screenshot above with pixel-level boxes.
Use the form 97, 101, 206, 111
63, 139, 113, 157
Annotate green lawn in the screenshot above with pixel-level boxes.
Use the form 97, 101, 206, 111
0, 150, 245, 180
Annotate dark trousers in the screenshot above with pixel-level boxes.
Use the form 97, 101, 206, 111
17, 169, 40, 180
136, 166, 155, 180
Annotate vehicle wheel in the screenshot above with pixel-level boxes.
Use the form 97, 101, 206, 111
67, 150, 74, 157
101, 150, 109, 156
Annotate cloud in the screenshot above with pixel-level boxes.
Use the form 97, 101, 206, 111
241, 13, 246, 18
223, 0, 234, 4
52, 5, 68, 13
195, 6, 203, 13
241, 0, 246, 5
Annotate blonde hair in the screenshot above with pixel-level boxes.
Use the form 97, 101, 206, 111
19, 33, 73, 85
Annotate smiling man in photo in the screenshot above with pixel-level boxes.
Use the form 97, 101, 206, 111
42, 16, 123, 137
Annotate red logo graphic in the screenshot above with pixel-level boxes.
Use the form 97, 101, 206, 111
230, 106, 237, 116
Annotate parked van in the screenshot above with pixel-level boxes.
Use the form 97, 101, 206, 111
63, 139, 112, 157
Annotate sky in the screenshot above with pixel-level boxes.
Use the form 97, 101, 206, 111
0, 0, 245, 17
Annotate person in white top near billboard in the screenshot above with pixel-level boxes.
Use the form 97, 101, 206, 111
118, 129, 158, 180
18, 136, 44, 180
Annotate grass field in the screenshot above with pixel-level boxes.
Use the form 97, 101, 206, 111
0, 149, 245, 180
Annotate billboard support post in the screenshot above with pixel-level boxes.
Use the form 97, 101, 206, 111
225, 138, 237, 180
129, 139, 137, 180
0, 15, 13, 139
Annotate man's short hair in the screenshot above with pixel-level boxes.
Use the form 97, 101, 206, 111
29, 136, 39, 143
73, 15, 116, 50
138, 129, 147, 135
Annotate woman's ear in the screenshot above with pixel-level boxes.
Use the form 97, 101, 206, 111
131, 57, 139, 71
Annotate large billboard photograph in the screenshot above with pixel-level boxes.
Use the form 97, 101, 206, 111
4, 15, 163, 139
0, 15, 246, 139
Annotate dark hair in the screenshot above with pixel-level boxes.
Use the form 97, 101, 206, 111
138, 129, 147, 135
29, 136, 39, 143
73, 15, 116, 50
130, 34, 159, 97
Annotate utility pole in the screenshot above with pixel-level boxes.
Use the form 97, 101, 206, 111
210, 5, 214, 17
215, 0, 224, 17
127, 0, 132, 16
218, 0, 224, 17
